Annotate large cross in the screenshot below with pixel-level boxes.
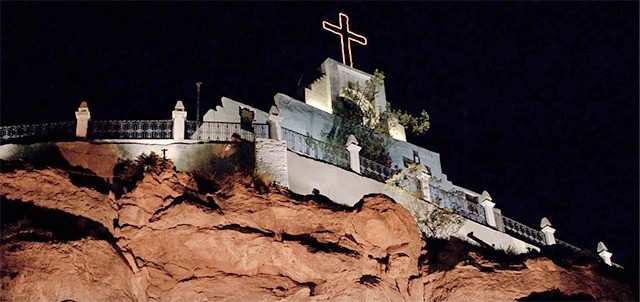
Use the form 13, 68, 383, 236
322, 13, 368, 68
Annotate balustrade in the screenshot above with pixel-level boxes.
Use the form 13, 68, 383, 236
186, 121, 268, 141
281, 128, 350, 169
88, 120, 173, 139
502, 215, 546, 246
359, 156, 394, 182
0, 121, 75, 143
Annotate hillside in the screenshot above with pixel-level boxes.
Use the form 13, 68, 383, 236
0, 155, 636, 301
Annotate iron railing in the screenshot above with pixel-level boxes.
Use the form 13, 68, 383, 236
502, 215, 546, 246
360, 156, 394, 182
429, 185, 487, 225
281, 128, 350, 169
0, 121, 76, 143
88, 120, 173, 139
186, 121, 268, 142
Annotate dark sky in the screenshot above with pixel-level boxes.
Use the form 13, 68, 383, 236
2, 3, 638, 269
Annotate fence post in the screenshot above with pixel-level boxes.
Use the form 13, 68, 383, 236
267, 105, 283, 141
172, 100, 187, 141
540, 217, 556, 245
75, 101, 90, 138
597, 241, 612, 266
415, 165, 432, 202
479, 190, 497, 227
345, 134, 362, 173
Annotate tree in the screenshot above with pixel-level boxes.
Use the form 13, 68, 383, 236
417, 205, 464, 239
323, 70, 431, 165
384, 163, 464, 239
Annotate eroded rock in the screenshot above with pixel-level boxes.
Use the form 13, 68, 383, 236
0, 165, 635, 301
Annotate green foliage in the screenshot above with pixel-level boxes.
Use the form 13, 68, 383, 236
324, 69, 430, 166
418, 206, 465, 239
388, 107, 431, 135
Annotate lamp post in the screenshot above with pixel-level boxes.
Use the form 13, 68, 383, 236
196, 81, 203, 123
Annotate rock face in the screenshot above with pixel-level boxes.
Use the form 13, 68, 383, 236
0, 164, 636, 301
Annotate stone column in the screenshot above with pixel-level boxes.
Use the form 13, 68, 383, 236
255, 138, 289, 188
540, 217, 556, 245
172, 100, 187, 141
345, 134, 362, 174
479, 190, 497, 228
267, 105, 283, 141
415, 165, 432, 202
597, 241, 612, 266
75, 101, 90, 138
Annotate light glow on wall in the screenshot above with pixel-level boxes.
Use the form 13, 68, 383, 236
322, 13, 368, 68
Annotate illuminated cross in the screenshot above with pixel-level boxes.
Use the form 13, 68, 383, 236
322, 13, 368, 68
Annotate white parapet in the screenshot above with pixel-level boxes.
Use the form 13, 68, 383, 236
267, 105, 283, 141
540, 217, 556, 245
75, 101, 91, 138
255, 138, 289, 188
597, 241, 613, 266
479, 190, 497, 228
415, 165, 431, 202
172, 100, 187, 141
345, 134, 362, 174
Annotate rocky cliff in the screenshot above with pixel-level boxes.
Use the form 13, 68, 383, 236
0, 160, 636, 301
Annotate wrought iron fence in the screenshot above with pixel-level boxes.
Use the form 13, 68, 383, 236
0, 121, 76, 143
186, 121, 268, 142
88, 120, 173, 139
360, 156, 394, 182
429, 185, 487, 225
281, 128, 350, 169
502, 215, 546, 246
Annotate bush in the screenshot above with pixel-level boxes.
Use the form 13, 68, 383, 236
113, 152, 167, 197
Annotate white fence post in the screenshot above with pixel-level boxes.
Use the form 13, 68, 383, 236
345, 134, 362, 173
75, 101, 90, 138
172, 100, 187, 141
540, 217, 556, 245
597, 241, 613, 266
267, 105, 283, 141
479, 190, 497, 227
415, 165, 432, 202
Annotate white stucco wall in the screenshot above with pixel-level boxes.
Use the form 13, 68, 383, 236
458, 219, 539, 253
202, 97, 269, 124
255, 138, 289, 187
286, 150, 538, 253
321, 58, 387, 114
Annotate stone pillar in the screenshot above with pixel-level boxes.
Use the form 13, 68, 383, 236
267, 105, 283, 141
172, 100, 187, 141
415, 165, 432, 202
75, 101, 90, 138
345, 134, 362, 174
597, 241, 612, 266
479, 190, 497, 228
540, 217, 556, 245
255, 138, 289, 188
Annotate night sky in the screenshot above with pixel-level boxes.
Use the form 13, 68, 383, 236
2, 3, 638, 269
